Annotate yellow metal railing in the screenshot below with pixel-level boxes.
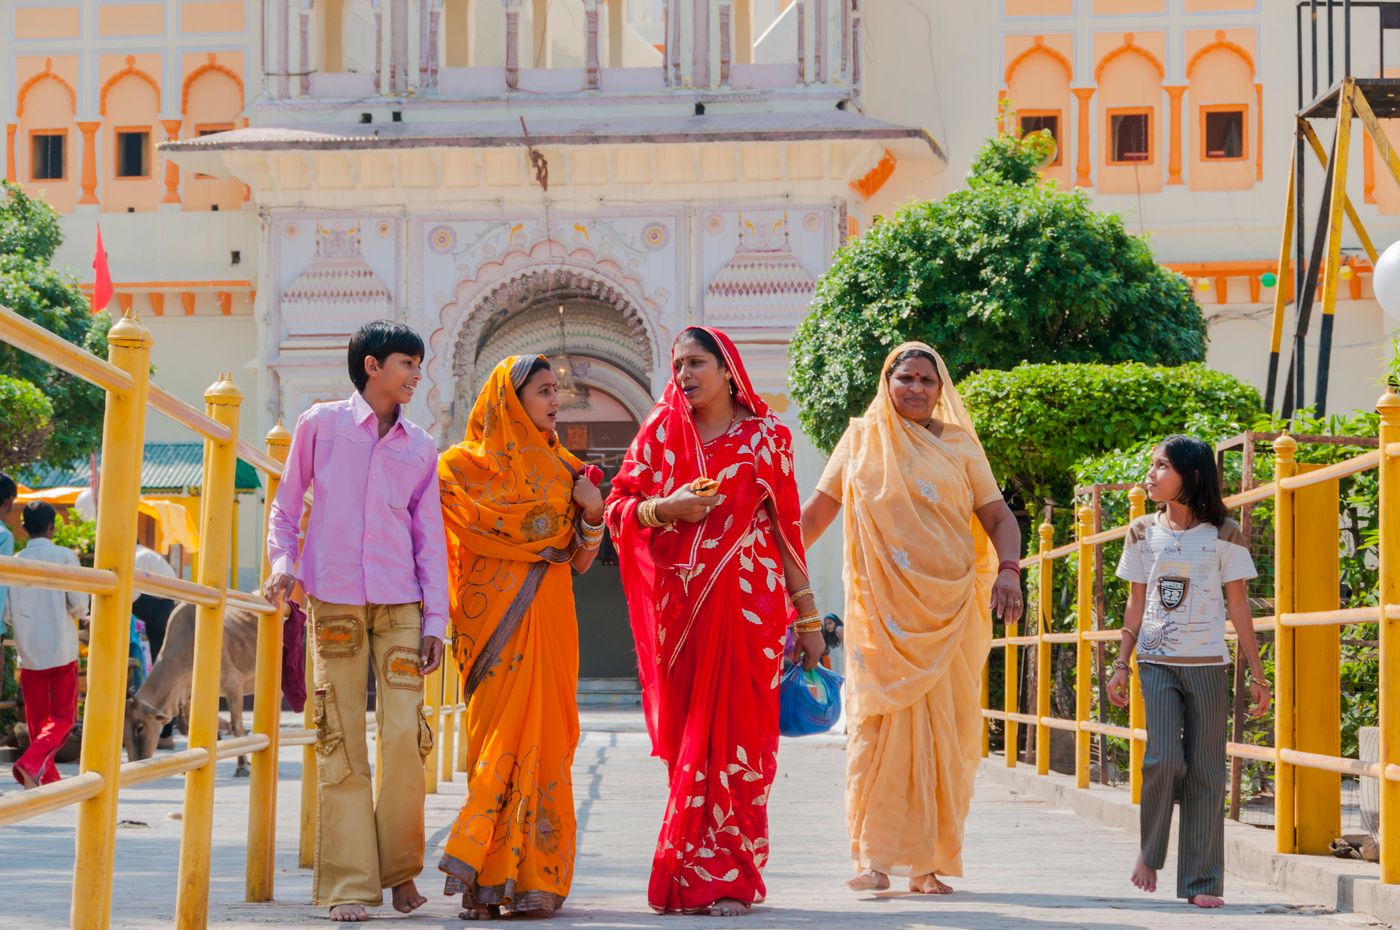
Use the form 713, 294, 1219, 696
982, 390, 1400, 883
0, 303, 479, 927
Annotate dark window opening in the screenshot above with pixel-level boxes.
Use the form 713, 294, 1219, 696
30, 133, 65, 181
1204, 109, 1245, 160
116, 130, 150, 178
1018, 114, 1060, 165
1110, 112, 1151, 164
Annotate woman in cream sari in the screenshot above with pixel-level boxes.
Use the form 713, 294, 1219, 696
437, 356, 605, 919
802, 343, 1023, 895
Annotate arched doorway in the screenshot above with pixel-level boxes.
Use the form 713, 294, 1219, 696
447, 271, 656, 683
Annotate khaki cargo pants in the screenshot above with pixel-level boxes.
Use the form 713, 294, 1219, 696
309, 597, 434, 907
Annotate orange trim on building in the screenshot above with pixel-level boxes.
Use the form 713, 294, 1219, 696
1105, 106, 1155, 167
99, 56, 161, 116
1094, 34, 1165, 83
1255, 83, 1264, 181
17, 60, 77, 119
1003, 35, 1073, 84
181, 55, 245, 114
850, 148, 896, 200
1165, 85, 1186, 185
5, 125, 16, 184
27, 129, 70, 182
1198, 103, 1249, 163
1185, 32, 1255, 81
76, 121, 100, 204
1073, 87, 1095, 187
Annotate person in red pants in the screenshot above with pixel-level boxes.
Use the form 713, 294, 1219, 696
9, 503, 89, 788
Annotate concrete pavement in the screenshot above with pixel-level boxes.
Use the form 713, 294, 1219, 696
1, 710, 1387, 928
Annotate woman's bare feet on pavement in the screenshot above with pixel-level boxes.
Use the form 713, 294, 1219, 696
459, 905, 503, 920
709, 898, 750, 917
391, 879, 427, 914
846, 869, 890, 891
1130, 854, 1157, 893
909, 873, 953, 894
328, 904, 369, 922
1190, 894, 1225, 908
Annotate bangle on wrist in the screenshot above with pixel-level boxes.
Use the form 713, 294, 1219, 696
998, 560, 1021, 575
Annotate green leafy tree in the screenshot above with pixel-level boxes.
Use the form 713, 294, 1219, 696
0, 374, 53, 471
0, 182, 111, 468
789, 131, 1208, 454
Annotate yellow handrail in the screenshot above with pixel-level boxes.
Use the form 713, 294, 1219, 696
0, 307, 133, 393
0, 557, 118, 595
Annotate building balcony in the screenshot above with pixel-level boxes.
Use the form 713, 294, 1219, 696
264, 0, 862, 112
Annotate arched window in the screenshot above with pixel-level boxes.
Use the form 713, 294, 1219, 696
1096, 37, 1164, 194
1004, 36, 1073, 188
1186, 36, 1256, 191
181, 60, 245, 212
100, 58, 162, 212
16, 63, 78, 212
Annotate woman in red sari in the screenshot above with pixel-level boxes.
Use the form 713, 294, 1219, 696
605, 326, 825, 917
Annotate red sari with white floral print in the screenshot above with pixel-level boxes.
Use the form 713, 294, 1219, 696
604, 328, 806, 914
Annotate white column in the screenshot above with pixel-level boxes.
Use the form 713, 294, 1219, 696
814, 0, 826, 83
379, 0, 394, 94
719, 0, 732, 86
288, 1, 303, 96
299, 0, 314, 95
504, 0, 520, 90
584, 0, 601, 89
408, 0, 422, 92
796, 0, 806, 84
276, 0, 291, 97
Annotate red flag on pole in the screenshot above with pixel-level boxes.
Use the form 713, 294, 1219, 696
91, 225, 113, 315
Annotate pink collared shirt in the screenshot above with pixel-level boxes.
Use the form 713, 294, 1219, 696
267, 392, 449, 640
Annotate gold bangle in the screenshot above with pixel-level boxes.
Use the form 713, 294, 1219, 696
788, 585, 813, 603
793, 621, 823, 634
638, 499, 660, 528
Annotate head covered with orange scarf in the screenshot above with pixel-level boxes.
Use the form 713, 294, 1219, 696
439, 355, 584, 565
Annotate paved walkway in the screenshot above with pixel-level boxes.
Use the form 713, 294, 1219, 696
2, 711, 1388, 928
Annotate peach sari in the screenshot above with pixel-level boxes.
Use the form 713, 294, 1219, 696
437, 356, 586, 913
822, 343, 997, 878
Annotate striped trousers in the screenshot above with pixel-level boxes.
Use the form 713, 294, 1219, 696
1138, 662, 1229, 900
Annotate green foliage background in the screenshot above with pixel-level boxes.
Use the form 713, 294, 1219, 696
789, 131, 1208, 454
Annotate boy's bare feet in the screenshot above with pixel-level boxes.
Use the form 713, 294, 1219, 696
909, 873, 953, 894
1190, 894, 1225, 908
1130, 853, 1157, 893
846, 869, 890, 891
709, 898, 750, 917
328, 903, 369, 921
459, 905, 502, 920
391, 879, 427, 914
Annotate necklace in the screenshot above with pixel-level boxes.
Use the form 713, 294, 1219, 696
1162, 513, 1197, 552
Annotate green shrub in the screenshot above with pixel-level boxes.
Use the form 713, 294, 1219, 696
0, 373, 53, 471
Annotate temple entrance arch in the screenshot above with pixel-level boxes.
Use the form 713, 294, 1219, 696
435, 266, 661, 684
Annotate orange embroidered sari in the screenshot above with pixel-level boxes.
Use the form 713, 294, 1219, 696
437, 356, 586, 913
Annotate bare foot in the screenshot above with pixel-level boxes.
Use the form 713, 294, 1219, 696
709, 898, 750, 917
391, 878, 427, 914
1190, 894, 1225, 908
13, 766, 38, 790
459, 905, 502, 920
328, 904, 369, 922
1130, 853, 1157, 893
909, 873, 953, 894
846, 869, 891, 892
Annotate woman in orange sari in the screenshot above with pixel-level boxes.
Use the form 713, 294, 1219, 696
605, 326, 826, 917
437, 355, 605, 920
802, 343, 1023, 896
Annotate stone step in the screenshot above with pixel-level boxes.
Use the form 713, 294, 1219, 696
577, 678, 641, 706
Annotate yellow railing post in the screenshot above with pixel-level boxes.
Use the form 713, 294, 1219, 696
424, 660, 443, 794
1035, 520, 1053, 776
245, 421, 290, 901
1075, 505, 1093, 790
981, 661, 990, 758
440, 645, 458, 782
174, 374, 242, 930
1127, 486, 1147, 804
1004, 572, 1020, 769
1378, 392, 1400, 883
70, 313, 151, 930
1274, 433, 1298, 854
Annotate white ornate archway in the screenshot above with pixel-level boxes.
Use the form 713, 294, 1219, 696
425, 240, 666, 439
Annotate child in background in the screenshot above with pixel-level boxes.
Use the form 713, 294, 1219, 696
8, 502, 89, 788
264, 320, 448, 923
1107, 435, 1271, 908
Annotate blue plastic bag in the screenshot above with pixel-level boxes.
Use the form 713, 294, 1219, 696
778, 663, 844, 737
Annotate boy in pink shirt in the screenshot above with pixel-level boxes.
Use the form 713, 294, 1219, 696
265, 320, 448, 922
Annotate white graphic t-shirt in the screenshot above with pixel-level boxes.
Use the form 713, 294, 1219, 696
1115, 514, 1256, 665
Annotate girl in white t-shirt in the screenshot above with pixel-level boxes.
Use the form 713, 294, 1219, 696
1107, 435, 1271, 908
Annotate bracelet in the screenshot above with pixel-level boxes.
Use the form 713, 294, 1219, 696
788, 585, 813, 604
998, 560, 1021, 575
1111, 659, 1132, 674
638, 498, 670, 529
580, 514, 604, 532
793, 619, 824, 634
